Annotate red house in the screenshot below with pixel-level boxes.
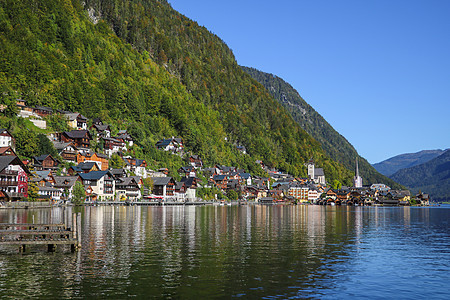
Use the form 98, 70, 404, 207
0, 156, 30, 200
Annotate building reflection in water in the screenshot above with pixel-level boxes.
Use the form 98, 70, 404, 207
2, 205, 436, 299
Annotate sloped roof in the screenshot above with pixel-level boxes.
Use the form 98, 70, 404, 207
315, 168, 325, 176
35, 170, 51, 178
92, 124, 110, 132
239, 173, 251, 179
152, 177, 173, 186
213, 175, 227, 181
64, 112, 87, 121
52, 141, 76, 151
179, 166, 194, 173
116, 177, 139, 187
180, 177, 196, 188
156, 139, 172, 147
63, 130, 91, 139
175, 181, 185, 190
34, 154, 56, 163
0, 155, 30, 174
53, 176, 79, 188
0, 146, 16, 156
79, 171, 112, 181
116, 133, 132, 140
78, 161, 99, 170
110, 168, 127, 177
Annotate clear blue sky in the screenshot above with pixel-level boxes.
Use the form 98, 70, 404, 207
169, 0, 450, 163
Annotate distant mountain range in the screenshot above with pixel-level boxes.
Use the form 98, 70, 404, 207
373, 149, 446, 176
390, 149, 450, 201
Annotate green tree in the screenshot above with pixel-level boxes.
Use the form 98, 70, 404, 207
332, 179, 342, 190
15, 128, 38, 159
72, 182, 85, 205
46, 113, 68, 132
110, 153, 125, 169
226, 189, 239, 201
27, 181, 39, 202
36, 133, 57, 156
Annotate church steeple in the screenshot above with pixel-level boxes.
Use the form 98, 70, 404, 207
353, 157, 363, 188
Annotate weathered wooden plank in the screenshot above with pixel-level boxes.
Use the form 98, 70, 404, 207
0, 223, 65, 227
0, 230, 71, 235
0, 239, 77, 245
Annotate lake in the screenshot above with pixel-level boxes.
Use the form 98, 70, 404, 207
0, 205, 449, 299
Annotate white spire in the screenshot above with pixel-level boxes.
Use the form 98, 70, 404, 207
354, 157, 362, 188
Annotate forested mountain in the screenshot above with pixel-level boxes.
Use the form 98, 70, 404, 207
242, 67, 402, 188
373, 149, 446, 176
390, 150, 450, 201
0, 0, 355, 182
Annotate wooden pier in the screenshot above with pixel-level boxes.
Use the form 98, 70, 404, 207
0, 213, 82, 253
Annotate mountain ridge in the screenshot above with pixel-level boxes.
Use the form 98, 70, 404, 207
241, 66, 402, 189
373, 149, 447, 176
390, 149, 450, 201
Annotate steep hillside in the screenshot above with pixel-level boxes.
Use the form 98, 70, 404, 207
241, 66, 402, 188
373, 149, 446, 176
390, 150, 450, 201
0, 0, 353, 182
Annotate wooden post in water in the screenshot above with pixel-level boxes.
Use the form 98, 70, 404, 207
72, 213, 77, 241
48, 244, 55, 252
76, 213, 81, 249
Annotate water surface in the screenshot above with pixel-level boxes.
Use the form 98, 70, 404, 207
0, 205, 448, 299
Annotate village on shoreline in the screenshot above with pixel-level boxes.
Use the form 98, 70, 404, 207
0, 101, 431, 208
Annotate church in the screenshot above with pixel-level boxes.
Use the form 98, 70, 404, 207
307, 159, 326, 185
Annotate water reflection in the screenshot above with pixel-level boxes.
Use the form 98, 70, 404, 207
0, 205, 448, 299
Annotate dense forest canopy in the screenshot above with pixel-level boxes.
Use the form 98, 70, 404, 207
0, 0, 399, 186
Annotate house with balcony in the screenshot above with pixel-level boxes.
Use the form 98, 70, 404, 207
53, 176, 82, 200
116, 132, 134, 147
115, 177, 141, 201
68, 161, 100, 175
64, 112, 88, 130
60, 130, 92, 148
52, 141, 78, 162
79, 170, 115, 201
189, 155, 203, 169
37, 186, 63, 201
123, 157, 148, 178
77, 150, 109, 170
178, 166, 196, 178
151, 177, 175, 199
90, 123, 111, 138
155, 137, 183, 153
33, 106, 53, 117
32, 154, 59, 171
102, 137, 126, 157
0, 156, 30, 200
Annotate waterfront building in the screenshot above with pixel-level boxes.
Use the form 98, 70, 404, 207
115, 177, 141, 201
151, 177, 175, 199
79, 171, 115, 201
